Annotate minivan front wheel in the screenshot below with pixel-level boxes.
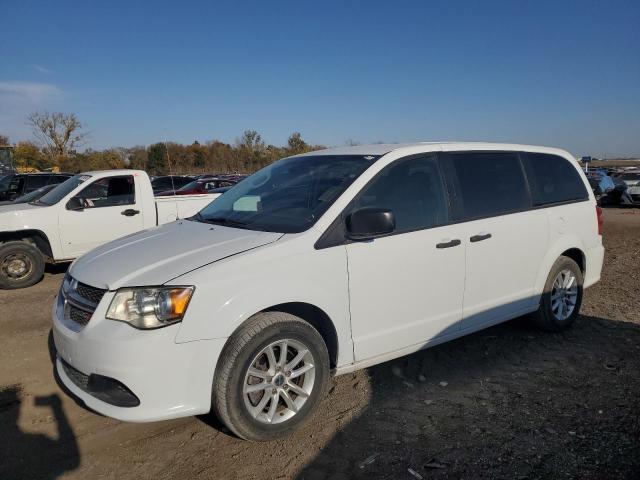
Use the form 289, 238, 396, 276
212, 312, 330, 441
531, 256, 584, 331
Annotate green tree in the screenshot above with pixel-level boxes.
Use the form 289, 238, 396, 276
146, 143, 167, 175
14, 141, 52, 171
286, 132, 308, 155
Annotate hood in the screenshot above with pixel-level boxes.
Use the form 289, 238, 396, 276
0, 202, 43, 214
69, 220, 283, 290
0, 202, 51, 229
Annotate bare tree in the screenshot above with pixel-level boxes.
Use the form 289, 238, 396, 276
27, 112, 89, 159
0, 134, 9, 146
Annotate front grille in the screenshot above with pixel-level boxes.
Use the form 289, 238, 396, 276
76, 282, 106, 305
60, 359, 90, 390
61, 276, 105, 329
68, 305, 92, 326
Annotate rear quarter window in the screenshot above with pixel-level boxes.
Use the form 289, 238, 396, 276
521, 153, 589, 206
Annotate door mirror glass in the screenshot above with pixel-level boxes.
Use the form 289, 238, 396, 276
66, 196, 84, 211
346, 208, 395, 240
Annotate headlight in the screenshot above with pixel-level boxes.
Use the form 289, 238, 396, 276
106, 287, 194, 329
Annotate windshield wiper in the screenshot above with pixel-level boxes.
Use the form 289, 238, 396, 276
190, 211, 204, 222
201, 216, 251, 228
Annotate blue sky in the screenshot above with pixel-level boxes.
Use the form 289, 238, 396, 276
1, 0, 639, 157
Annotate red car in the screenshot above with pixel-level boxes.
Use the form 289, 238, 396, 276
156, 177, 238, 196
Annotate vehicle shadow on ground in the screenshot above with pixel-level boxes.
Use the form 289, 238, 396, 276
45, 262, 70, 276
0, 385, 80, 480
297, 315, 640, 479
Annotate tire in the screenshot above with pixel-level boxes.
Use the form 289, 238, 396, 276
530, 256, 583, 331
212, 311, 330, 441
0, 241, 45, 290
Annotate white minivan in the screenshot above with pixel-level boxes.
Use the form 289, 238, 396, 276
53, 143, 604, 440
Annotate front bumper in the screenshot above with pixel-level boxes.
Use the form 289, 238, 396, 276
52, 291, 227, 422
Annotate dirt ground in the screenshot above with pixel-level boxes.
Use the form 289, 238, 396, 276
1, 208, 639, 480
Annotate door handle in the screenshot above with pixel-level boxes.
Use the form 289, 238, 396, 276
436, 239, 461, 249
470, 233, 492, 242
121, 209, 140, 217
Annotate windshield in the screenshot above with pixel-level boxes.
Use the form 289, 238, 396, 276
194, 155, 377, 233
179, 180, 202, 191
15, 184, 55, 203
36, 175, 90, 206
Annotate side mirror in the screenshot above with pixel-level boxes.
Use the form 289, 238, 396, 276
66, 197, 84, 211
346, 207, 395, 241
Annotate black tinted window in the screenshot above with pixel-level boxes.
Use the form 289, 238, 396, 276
9, 177, 25, 193
25, 175, 49, 190
448, 152, 529, 219
522, 153, 589, 206
351, 155, 448, 232
48, 175, 69, 185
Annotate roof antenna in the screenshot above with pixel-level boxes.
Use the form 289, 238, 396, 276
163, 133, 180, 219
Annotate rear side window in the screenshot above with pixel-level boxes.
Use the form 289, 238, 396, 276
48, 175, 69, 185
350, 154, 449, 232
522, 153, 589, 206
447, 152, 529, 220
26, 175, 49, 191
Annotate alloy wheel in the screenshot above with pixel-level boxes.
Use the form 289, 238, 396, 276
242, 338, 316, 425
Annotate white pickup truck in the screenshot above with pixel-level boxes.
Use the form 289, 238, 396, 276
0, 169, 221, 289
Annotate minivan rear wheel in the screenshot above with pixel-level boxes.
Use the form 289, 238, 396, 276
212, 312, 330, 441
530, 256, 583, 331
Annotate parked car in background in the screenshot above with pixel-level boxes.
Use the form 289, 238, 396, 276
0, 170, 222, 289
585, 170, 633, 206
618, 172, 640, 204
156, 177, 239, 196
52, 143, 603, 441
150, 175, 193, 195
0, 173, 72, 202
0, 183, 58, 206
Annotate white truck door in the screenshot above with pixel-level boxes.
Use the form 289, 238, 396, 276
58, 175, 144, 258
346, 154, 465, 362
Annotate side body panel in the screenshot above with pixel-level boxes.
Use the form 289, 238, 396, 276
460, 210, 548, 328
154, 193, 221, 225
346, 224, 466, 361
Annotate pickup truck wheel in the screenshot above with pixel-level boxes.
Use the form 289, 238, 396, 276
0, 241, 45, 290
212, 312, 330, 441
530, 256, 583, 331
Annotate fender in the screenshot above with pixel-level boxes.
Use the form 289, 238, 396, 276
532, 233, 585, 303
0, 228, 63, 261
172, 239, 354, 367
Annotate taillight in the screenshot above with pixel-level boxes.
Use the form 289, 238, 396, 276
596, 206, 603, 235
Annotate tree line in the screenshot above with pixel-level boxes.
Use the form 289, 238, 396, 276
1, 112, 324, 175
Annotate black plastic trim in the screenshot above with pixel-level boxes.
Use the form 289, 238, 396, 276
436, 239, 461, 249
60, 358, 140, 408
